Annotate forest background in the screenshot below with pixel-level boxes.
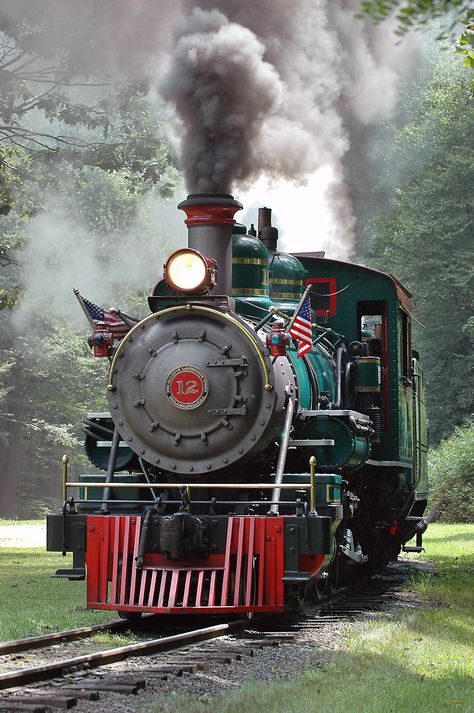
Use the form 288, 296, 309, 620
0, 0, 472, 519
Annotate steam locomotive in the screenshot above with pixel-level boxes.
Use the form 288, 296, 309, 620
47, 193, 428, 618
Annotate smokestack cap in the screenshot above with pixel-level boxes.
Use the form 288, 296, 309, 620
178, 193, 242, 226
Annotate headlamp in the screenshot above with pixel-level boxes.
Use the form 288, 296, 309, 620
164, 248, 216, 294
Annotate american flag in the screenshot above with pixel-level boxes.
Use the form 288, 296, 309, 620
289, 295, 313, 357
83, 298, 130, 341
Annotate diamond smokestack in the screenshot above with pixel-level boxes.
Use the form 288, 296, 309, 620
178, 193, 243, 295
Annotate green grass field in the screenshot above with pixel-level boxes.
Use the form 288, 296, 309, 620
0, 549, 114, 640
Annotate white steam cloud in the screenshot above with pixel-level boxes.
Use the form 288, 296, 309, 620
12, 191, 186, 330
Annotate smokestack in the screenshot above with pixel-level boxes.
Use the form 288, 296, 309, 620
178, 193, 243, 295
258, 206, 279, 253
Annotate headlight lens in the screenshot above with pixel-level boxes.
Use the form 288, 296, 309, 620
164, 249, 215, 293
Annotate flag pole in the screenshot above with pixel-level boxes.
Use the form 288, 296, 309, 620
109, 308, 139, 327
73, 288, 95, 329
288, 284, 313, 332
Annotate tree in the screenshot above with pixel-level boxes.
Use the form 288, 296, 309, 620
0, 157, 178, 516
368, 55, 474, 443
358, 3, 474, 93
357, 1, 471, 34
0, 4, 179, 515
427, 417, 474, 522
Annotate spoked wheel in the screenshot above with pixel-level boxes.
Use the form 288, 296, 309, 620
325, 556, 340, 596
305, 576, 325, 602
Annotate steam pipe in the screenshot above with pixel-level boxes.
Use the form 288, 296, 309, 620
334, 346, 346, 409
257, 206, 278, 252
344, 361, 354, 409
258, 207, 272, 234
100, 427, 121, 514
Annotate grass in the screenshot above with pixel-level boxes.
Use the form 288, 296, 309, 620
154, 523, 474, 713
0, 549, 115, 640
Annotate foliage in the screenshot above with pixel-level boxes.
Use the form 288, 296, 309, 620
357, 0, 471, 34
0, 4, 175, 170
456, 10, 474, 90
0, 318, 109, 515
368, 55, 474, 443
0, 4, 181, 517
428, 418, 474, 522
358, 1, 474, 91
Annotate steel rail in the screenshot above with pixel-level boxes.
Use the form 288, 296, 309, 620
0, 617, 154, 656
0, 619, 247, 691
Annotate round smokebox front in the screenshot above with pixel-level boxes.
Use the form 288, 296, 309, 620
107, 306, 278, 475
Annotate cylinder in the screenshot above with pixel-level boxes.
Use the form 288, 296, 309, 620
178, 193, 243, 296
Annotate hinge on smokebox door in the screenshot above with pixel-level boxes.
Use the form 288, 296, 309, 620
204, 357, 247, 367
207, 407, 247, 416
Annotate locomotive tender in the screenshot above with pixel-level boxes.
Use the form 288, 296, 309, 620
47, 193, 428, 618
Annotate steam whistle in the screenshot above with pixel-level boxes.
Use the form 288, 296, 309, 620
266, 320, 290, 357
88, 321, 114, 357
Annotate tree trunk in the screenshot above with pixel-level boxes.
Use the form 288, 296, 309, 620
0, 392, 24, 518
425, 497, 445, 524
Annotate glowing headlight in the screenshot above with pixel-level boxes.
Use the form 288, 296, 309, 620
164, 249, 216, 293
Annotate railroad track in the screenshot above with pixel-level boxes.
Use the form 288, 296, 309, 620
0, 561, 423, 712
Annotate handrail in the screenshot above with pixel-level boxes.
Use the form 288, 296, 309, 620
270, 392, 295, 513
66, 482, 311, 490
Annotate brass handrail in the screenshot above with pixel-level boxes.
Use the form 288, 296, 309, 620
66, 482, 311, 490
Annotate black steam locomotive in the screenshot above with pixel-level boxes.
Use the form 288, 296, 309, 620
47, 193, 428, 617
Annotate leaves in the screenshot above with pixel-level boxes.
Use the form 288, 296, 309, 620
428, 418, 474, 521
